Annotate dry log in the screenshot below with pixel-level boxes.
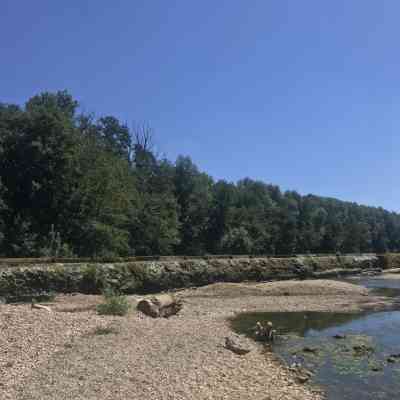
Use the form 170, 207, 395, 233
137, 294, 182, 318
31, 302, 52, 312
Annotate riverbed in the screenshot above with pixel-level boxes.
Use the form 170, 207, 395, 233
1, 278, 393, 400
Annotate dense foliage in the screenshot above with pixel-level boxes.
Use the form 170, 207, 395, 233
1, 91, 399, 257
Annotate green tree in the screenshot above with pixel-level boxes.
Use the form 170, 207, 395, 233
96, 116, 131, 161
174, 156, 213, 255
131, 159, 180, 255
221, 227, 253, 254
0, 178, 7, 254
71, 136, 137, 257
0, 92, 79, 255
130, 127, 180, 255
207, 180, 238, 253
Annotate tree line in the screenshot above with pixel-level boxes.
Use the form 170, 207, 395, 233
0, 91, 399, 257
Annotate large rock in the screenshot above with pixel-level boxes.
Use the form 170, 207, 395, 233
224, 335, 253, 355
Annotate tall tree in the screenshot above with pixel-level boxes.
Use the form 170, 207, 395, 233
131, 158, 180, 255
70, 136, 137, 257
174, 156, 213, 255
207, 180, 238, 253
0, 178, 6, 254
130, 126, 180, 255
0, 92, 79, 254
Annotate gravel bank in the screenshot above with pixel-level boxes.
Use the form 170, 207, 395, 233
182, 279, 369, 298
1, 279, 374, 400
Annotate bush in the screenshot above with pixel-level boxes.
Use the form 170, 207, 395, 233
96, 289, 130, 316
81, 264, 107, 293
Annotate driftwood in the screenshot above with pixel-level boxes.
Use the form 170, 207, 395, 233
137, 294, 182, 318
31, 302, 52, 312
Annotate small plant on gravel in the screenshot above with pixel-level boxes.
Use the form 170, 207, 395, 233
96, 289, 130, 316
93, 326, 119, 335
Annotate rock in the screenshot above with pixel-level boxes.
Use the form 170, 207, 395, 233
302, 346, 318, 354
254, 321, 276, 342
224, 336, 252, 355
289, 363, 301, 371
296, 375, 309, 384
304, 369, 314, 377
333, 334, 346, 339
353, 344, 374, 357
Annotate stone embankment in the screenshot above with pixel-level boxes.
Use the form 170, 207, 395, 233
0, 254, 399, 300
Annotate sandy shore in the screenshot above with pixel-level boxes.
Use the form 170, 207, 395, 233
0, 279, 382, 400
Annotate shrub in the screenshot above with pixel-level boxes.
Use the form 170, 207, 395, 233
81, 264, 107, 293
96, 289, 130, 316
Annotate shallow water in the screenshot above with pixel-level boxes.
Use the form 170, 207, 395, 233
345, 275, 400, 298
230, 276, 400, 400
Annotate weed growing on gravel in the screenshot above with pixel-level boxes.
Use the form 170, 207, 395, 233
96, 289, 130, 316
93, 326, 119, 335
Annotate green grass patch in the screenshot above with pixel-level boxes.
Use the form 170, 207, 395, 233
96, 290, 130, 316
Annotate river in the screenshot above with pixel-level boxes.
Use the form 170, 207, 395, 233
231, 275, 400, 400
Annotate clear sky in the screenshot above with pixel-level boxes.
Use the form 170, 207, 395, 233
1, 1, 399, 211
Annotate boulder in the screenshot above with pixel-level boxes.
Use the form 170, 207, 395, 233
224, 335, 252, 355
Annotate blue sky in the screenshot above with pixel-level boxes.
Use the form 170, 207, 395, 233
1, 1, 399, 211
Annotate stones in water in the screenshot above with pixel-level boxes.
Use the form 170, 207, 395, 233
333, 333, 346, 339
302, 346, 319, 354
254, 321, 276, 342
353, 344, 375, 357
289, 363, 314, 384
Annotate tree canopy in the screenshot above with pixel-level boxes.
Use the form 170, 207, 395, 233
1, 91, 399, 257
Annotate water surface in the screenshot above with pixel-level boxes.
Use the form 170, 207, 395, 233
231, 275, 400, 400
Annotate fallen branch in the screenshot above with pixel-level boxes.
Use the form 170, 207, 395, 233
31, 302, 52, 312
